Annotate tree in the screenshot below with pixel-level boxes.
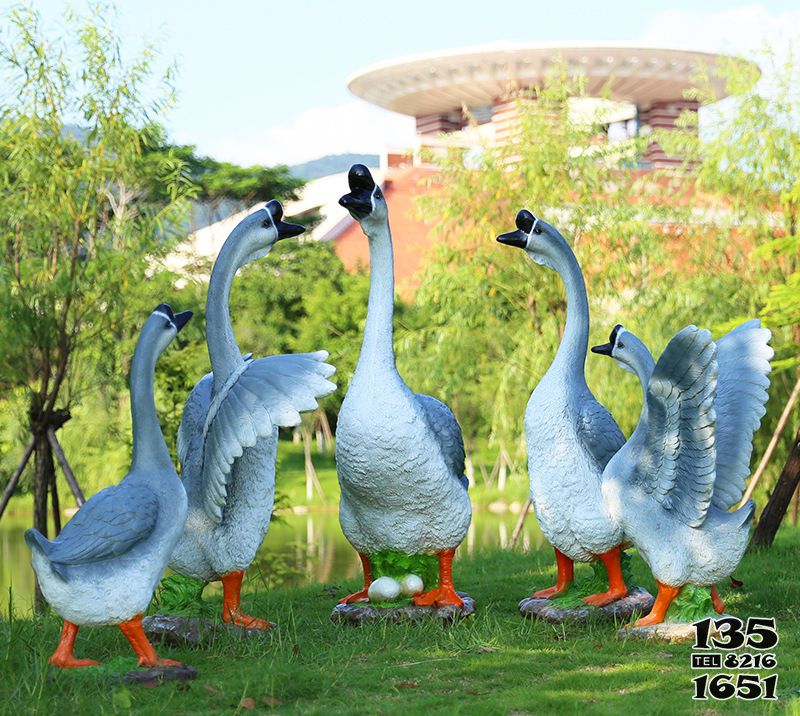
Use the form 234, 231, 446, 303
0, 5, 193, 594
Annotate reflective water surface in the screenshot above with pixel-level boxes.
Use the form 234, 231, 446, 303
0, 509, 546, 616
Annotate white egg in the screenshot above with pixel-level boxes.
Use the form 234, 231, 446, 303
399, 574, 424, 597
368, 576, 401, 602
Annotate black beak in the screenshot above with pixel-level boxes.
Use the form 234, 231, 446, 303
265, 199, 306, 240
591, 342, 613, 356
275, 221, 305, 240
339, 163, 375, 220
496, 230, 529, 249
174, 310, 193, 333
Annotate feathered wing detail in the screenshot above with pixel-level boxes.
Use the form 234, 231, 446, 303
416, 393, 467, 487
177, 373, 213, 472
578, 397, 626, 469
201, 351, 336, 523
713, 320, 773, 510
632, 325, 718, 527
25, 483, 159, 579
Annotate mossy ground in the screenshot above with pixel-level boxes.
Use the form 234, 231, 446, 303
2, 526, 799, 715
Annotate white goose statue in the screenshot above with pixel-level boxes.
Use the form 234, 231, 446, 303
497, 210, 628, 606
169, 201, 336, 629
335, 165, 471, 607
26, 304, 192, 668
593, 321, 772, 625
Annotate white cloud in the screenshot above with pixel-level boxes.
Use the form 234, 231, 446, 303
637, 4, 800, 58
203, 101, 416, 167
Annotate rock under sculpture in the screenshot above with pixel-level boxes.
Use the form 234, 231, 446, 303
592, 321, 772, 628
496, 210, 634, 611
334, 165, 472, 612
26, 304, 193, 669
167, 201, 336, 630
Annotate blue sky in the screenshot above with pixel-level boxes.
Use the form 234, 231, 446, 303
12, 0, 800, 165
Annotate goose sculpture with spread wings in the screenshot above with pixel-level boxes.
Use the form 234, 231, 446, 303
497, 211, 628, 606
335, 165, 471, 607
168, 201, 336, 629
26, 304, 192, 668
593, 321, 772, 625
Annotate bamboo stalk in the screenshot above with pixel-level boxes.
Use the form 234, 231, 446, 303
0, 439, 34, 520
47, 429, 85, 506
740, 376, 800, 507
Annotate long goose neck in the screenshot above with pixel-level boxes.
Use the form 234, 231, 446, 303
355, 218, 397, 376
629, 345, 657, 439
548, 236, 590, 383
206, 225, 250, 389
130, 332, 172, 472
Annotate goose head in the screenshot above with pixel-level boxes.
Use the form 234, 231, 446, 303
591, 323, 652, 377
496, 210, 565, 271
146, 303, 193, 357
232, 200, 305, 265
339, 164, 388, 232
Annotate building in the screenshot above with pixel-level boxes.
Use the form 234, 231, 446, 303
169, 44, 756, 295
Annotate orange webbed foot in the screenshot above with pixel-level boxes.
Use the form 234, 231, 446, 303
583, 587, 628, 607
338, 588, 370, 604
632, 612, 664, 628
49, 655, 101, 669
532, 583, 571, 599
413, 586, 463, 608
222, 610, 273, 631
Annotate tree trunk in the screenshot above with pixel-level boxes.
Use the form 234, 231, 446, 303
752, 426, 800, 548
32, 430, 55, 612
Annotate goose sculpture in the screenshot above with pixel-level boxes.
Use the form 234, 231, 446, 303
592, 321, 772, 626
336, 164, 471, 607
497, 210, 628, 606
26, 304, 192, 668
168, 201, 336, 629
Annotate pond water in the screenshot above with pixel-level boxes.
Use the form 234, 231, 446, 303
0, 509, 547, 616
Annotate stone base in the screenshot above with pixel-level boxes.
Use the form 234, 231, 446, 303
330, 592, 475, 625
120, 664, 198, 685
620, 615, 730, 644
143, 614, 274, 648
519, 587, 654, 624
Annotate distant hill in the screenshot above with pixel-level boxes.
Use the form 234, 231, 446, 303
289, 153, 379, 181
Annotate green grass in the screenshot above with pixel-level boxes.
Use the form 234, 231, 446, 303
1, 527, 799, 715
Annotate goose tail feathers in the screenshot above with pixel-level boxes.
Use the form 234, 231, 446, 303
25, 529, 69, 580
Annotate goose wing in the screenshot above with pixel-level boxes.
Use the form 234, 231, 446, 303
578, 397, 626, 469
29, 482, 159, 575
415, 393, 467, 487
712, 320, 773, 510
177, 373, 213, 474
201, 350, 336, 523
627, 325, 718, 527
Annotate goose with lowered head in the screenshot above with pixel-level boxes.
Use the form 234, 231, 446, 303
26, 304, 192, 668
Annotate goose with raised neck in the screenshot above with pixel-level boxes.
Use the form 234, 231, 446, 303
594, 321, 771, 626
168, 201, 336, 630
26, 304, 191, 668
497, 210, 628, 608
335, 164, 471, 608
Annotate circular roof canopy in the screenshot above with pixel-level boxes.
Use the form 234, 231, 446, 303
348, 44, 752, 117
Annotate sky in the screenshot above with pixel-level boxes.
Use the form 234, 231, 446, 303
9, 0, 800, 167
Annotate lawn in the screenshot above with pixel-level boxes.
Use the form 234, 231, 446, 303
1, 527, 798, 715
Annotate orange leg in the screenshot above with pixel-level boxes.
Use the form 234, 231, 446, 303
49, 621, 100, 669
532, 547, 574, 599
413, 549, 463, 608
711, 585, 725, 614
583, 546, 629, 607
220, 571, 272, 630
118, 614, 183, 668
633, 581, 681, 627
339, 553, 373, 604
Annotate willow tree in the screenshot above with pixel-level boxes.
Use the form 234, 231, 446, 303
0, 6, 191, 558
404, 63, 677, 469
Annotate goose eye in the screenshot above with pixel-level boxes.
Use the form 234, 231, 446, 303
533, 226, 543, 235
617, 341, 625, 349
164, 319, 172, 330
262, 218, 271, 228
373, 188, 383, 201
